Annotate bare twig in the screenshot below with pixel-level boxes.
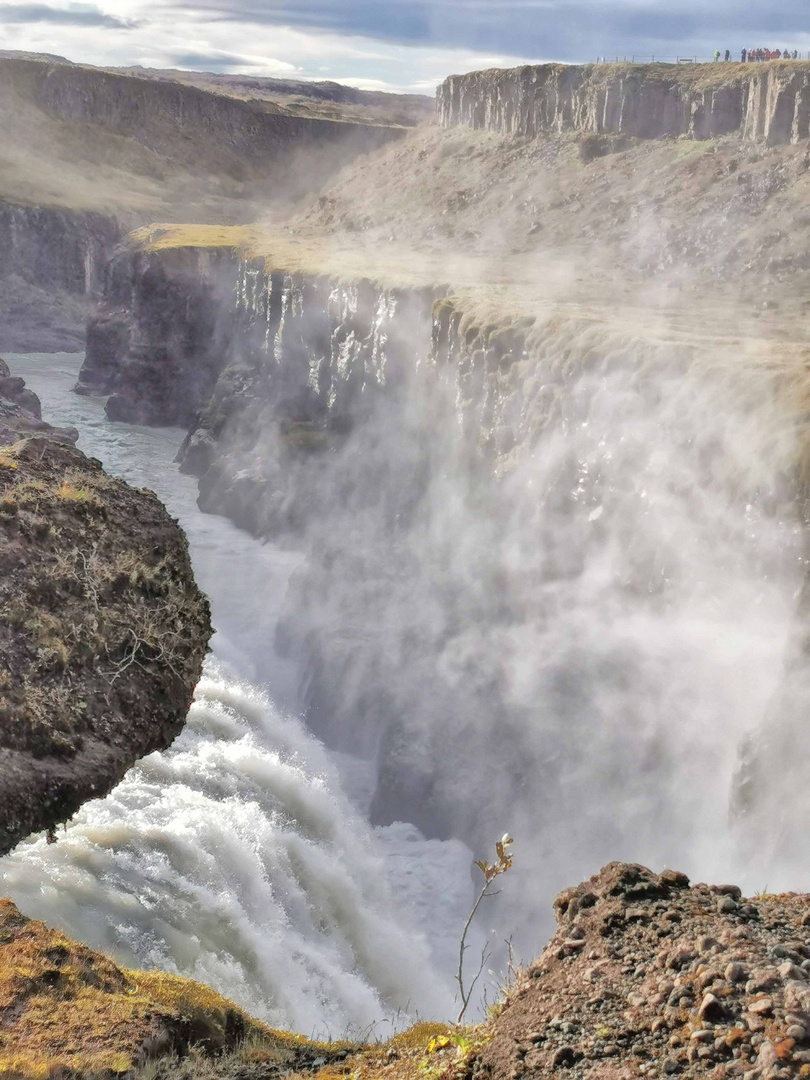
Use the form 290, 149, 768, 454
456, 835, 513, 1025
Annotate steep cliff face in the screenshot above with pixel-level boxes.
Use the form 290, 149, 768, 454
79, 241, 809, 873
0, 203, 121, 350
0, 357, 211, 855
78, 244, 238, 424
0, 55, 402, 210
438, 61, 810, 145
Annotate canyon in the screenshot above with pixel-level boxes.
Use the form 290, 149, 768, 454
3, 57, 810, 1077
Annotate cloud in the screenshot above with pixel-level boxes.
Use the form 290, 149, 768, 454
0, 2, 139, 27
156, 0, 810, 60
164, 48, 299, 73
1, 0, 808, 94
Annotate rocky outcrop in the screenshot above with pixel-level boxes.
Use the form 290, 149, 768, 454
0, 358, 210, 855
466, 863, 810, 1080
0, 202, 121, 351
438, 61, 810, 144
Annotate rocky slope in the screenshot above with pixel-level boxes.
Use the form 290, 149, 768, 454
0, 357, 211, 856
438, 61, 810, 144
5, 861, 809, 1079
463, 862, 810, 1080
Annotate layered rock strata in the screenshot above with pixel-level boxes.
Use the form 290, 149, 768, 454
77, 245, 238, 424
437, 62, 810, 145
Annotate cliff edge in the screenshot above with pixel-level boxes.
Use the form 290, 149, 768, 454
0, 359, 211, 855
438, 61, 810, 144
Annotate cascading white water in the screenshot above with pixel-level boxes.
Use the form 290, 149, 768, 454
1, 665, 451, 1032
0, 353, 473, 1033
4, 328, 809, 1033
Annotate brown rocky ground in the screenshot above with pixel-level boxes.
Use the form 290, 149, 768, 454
0, 358, 211, 855
462, 863, 810, 1080
2, 864, 810, 1079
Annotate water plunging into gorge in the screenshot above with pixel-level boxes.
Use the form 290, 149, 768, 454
2, 318, 810, 1033
0, 353, 470, 1033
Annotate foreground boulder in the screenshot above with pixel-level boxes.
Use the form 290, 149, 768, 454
466, 863, 810, 1080
0, 380, 210, 853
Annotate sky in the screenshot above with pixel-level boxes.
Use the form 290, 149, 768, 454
0, 1, 808, 94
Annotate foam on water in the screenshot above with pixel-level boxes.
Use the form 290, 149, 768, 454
0, 354, 472, 1031
0, 666, 456, 1032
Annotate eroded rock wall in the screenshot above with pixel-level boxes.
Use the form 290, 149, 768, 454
0, 202, 121, 350
80, 243, 809, 900
78, 246, 239, 425
437, 62, 810, 145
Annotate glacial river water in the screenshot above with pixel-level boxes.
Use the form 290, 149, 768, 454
0, 353, 475, 1034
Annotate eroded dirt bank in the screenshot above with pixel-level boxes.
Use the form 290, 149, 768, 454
0, 358, 211, 855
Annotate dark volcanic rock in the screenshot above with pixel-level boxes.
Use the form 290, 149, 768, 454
0, 203, 121, 352
77, 245, 239, 426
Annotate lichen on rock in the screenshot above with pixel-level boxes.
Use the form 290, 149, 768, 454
0, 360, 211, 855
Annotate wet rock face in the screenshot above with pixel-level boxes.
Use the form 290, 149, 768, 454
0, 202, 121, 351
471, 862, 810, 1080
437, 62, 810, 145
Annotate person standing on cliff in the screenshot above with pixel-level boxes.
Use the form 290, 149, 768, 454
714, 49, 720, 61
741, 48, 747, 62
725, 49, 730, 61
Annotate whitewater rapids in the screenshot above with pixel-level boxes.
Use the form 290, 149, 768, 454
0, 353, 470, 1034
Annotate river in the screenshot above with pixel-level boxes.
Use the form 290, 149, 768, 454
0, 353, 474, 1034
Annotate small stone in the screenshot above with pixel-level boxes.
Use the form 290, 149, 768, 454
528, 1033, 545, 1044
692, 1030, 715, 1043
757, 1042, 779, 1069
663, 1059, 681, 1075
787, 1026, 808, 1042
662, 870, 690, 889
719, 897, 740, 914
749, 999, 774, 1016
778, 961, 804, 980
700, 994, 726, 1024
551, 1046, 580, 1069
698, 936, 720, 953
714, 885, 744, 900
727, 963, 747, 983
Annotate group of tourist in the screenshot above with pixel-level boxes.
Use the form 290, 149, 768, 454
715, 47, 803, 62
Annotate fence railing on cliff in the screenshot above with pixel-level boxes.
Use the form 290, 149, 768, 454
594, 54, 810, 64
